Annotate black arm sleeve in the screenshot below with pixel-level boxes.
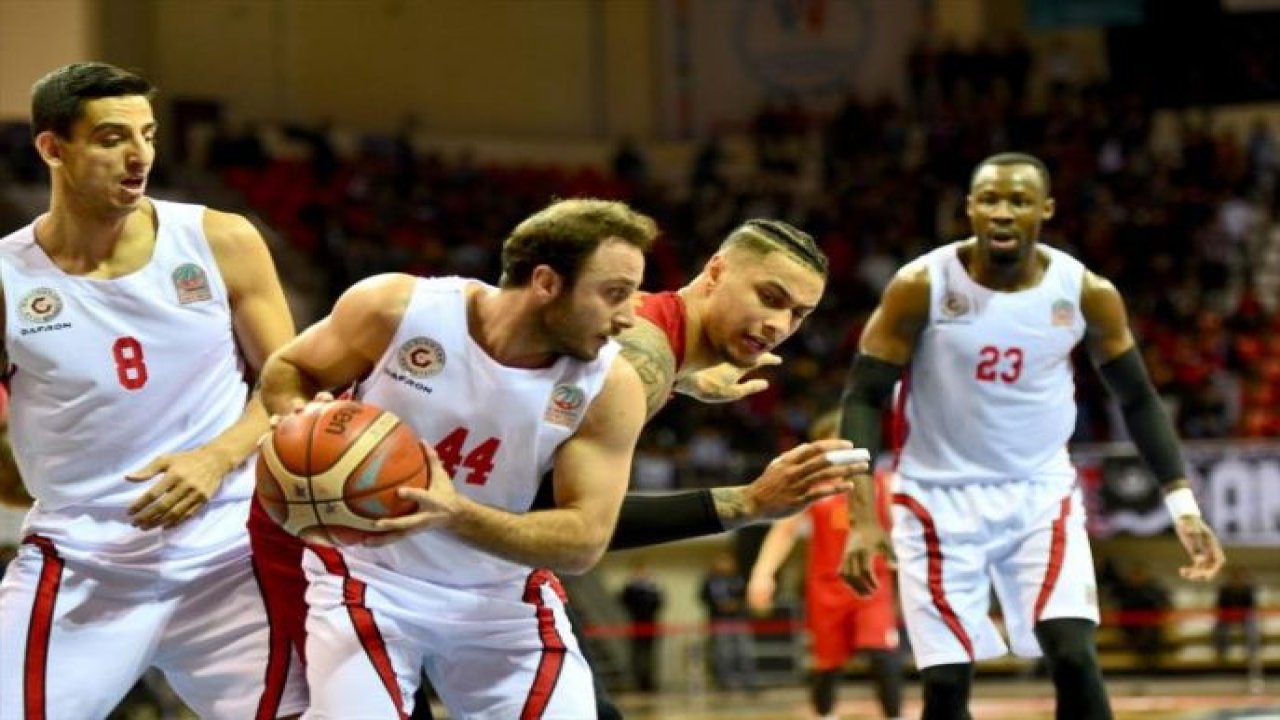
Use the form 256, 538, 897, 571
532, 470, 723, 552
607, 490, 722, 551
838, 353, 905, 464
1097, 346, 1188, 486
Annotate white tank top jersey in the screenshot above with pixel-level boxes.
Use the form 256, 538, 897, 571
897, 241, 1087, 484
344, 276, 621, 587
0, 200, 253, 511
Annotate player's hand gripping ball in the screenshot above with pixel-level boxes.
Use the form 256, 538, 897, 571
256, 400, 430, 544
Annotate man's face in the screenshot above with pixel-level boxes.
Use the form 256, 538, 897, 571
966, 163, 1054, 268
702, 248, 824, 368
542, 239, 645, 361
42, 95, 156, 218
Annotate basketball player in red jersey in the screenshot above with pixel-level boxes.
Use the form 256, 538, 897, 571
0, 62, 305, 718
605, 218, 843, 544
748, 410, 903, 720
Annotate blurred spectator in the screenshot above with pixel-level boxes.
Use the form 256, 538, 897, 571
700, 552, 757, 692
612, 137, 649, 192
620, 561, 665, 693
686, 425, 732, 488
206, 120, 267, 172
1112, 564, 1172, 671
1214, 568, 1261, 678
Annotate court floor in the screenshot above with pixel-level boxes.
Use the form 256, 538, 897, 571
420, 676, 1279, 719
598, 677, 1280, 719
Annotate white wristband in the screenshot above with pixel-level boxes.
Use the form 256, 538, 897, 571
1163, 487, 1201, 518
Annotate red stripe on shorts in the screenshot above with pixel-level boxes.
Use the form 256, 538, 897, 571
22, 534, 63, 720
891, 494, 975, 661
519, 569, 569, 720
249, 546, 294, 719
1033, 494, 1073, 623
312, 546, 408, 720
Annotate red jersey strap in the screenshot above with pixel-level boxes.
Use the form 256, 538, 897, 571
635, 291, 687, 368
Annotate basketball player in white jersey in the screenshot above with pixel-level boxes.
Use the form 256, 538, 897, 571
260, 199, 661, 719
0, 62, 306, 719
838, 152, 1225, 720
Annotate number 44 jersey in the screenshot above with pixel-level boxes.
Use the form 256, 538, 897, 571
898, 241, 1087, 485
346, 276, 620, 588
0, 200, 252, 511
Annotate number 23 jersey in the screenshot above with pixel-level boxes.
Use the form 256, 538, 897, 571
898, 242, 1086, 484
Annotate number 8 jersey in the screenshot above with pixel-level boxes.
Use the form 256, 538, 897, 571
0, 200, 252, 510
898, 241, 1086, 484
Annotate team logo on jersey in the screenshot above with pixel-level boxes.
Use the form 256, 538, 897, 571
398, 337, 446, 378
940, 291, 970, 319
19, 287, 63, 324
545, 383, 586, 427
172, 263, 212, 304
1052, 299, 1075, 327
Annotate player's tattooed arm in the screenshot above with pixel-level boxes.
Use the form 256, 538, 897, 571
617, 322, 677, 420
710, 487, 753, 529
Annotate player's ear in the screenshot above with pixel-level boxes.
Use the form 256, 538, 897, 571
704, 253, 727, 292
34, 131, 63, 167
1042, 196, 1056, 221
529, 264, 564, 302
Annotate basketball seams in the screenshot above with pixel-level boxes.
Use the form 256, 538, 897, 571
256, 403, 430, 542
306, 411, 405, 537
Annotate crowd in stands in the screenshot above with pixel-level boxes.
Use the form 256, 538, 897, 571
5, 36, 1280, 489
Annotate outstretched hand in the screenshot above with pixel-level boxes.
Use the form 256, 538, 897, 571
742, 438, 866, 521
1173, 515, 1225, 582
675, 353, 782, 404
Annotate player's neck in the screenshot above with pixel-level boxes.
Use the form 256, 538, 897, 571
964, 243, 1046, 292
35, 198, 155, 277
468, 288, 558, 369
675, 283, 716, 375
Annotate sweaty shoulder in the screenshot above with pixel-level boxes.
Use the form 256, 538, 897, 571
1080, 270, 1124, 320
1080, 270, 1135, 361
335, 273, 418, 329
202, 208, 267, 259
882, 260, 932, 318
858, 257, 931, 363
201, 209, 272, 291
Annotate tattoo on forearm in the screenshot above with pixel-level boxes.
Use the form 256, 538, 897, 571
711, 487, 750, 529
617, 325, 677, 419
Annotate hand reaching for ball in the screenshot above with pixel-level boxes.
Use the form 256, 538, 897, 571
366, 441, 460, 544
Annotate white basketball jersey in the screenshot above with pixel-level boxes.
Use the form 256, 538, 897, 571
0, 200, 252, 510
343, 276, 620, 587
897, 242, 1086, 484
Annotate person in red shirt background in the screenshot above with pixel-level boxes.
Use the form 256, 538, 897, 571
748, 409, 903, 720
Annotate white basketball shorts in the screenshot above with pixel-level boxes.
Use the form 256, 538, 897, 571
301, 545, 594, 720
0, 504, 306, 719
891, 474, 1100, 669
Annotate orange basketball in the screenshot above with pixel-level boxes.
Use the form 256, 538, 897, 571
255, 400, 430, 545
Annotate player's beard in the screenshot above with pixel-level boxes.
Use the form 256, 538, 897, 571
542, 296, 602, 362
